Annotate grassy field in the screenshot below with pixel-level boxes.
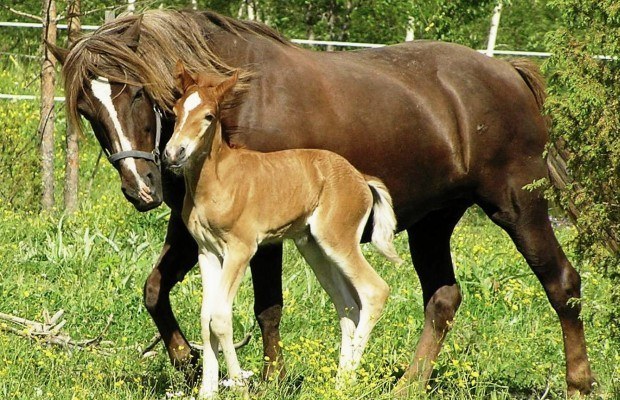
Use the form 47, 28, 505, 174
1, 187, 619, 399
0, 64, 618, 399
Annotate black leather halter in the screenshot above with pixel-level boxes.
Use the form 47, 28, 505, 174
106, 106, 162, 166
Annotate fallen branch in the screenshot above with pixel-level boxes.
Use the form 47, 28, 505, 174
0, 310, 113, 354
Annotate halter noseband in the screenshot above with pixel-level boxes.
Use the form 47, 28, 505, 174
107, 106, 162, 166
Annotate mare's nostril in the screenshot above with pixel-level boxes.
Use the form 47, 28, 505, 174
178, 146, 186, 159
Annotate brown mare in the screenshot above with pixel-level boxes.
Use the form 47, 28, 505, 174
49, 9, 594, 396
164, 63, 400, 396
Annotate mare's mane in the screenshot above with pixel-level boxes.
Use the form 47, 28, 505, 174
62, 9, 293, 132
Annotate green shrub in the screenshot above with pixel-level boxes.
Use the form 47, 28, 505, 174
544, 0, 620, 338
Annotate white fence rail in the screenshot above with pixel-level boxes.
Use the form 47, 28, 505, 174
0, 18, 559, 102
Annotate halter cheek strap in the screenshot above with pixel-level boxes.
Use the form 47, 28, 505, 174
107, 106, 162, 166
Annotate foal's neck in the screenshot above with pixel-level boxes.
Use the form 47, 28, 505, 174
184, 121, 231, 197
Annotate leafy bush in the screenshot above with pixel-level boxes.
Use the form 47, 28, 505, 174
544, 0, 619, 337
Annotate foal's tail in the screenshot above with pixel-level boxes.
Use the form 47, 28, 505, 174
365, 177, 403, 265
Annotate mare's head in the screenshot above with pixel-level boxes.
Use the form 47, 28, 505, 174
48, 16, 163, 211
49, 10, 252, 210
163, 61, 238, 172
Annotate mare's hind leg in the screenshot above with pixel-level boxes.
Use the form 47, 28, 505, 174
478, 176, 594, 394
249, 244, 286, 380
393, 206, 467, 397
143, 212, 200, 381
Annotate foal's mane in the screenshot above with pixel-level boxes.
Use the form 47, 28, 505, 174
62, 9, 293, 132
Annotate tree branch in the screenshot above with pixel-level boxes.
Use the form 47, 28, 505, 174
1, 5, 42, 22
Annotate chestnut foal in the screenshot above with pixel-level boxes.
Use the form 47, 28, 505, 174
162, 62, 402, 397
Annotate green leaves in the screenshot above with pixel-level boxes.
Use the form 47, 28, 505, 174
544, 0, 620, 339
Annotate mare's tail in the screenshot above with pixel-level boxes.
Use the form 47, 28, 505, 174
365, 177, 403, 265
509, 58, 547, 111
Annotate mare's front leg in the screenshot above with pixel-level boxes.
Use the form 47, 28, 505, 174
143, 211, 199, 380
393, 207, 466, 397
249, 243, 286, 380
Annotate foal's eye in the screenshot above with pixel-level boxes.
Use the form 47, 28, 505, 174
205, 114, 214, 122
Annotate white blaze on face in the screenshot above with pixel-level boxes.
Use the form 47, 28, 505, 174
173, 91, 207, 157
90, 77, 150, 197
176, 91, 202, 132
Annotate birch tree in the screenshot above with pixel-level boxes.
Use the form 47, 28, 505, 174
63, 0, 80, 213
40, 0, 57, 211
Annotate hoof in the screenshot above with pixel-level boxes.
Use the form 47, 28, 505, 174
172, 350, 202, 387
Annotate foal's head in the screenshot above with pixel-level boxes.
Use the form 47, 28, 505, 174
163, 61, 238, 172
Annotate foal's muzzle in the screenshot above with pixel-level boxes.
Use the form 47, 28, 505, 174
162, 146, 188, 173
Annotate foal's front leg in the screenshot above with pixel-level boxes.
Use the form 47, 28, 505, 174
198, 252, 223, 398
210, 242, 256, 393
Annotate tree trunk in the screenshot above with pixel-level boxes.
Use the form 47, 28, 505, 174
486, 2, 502, 57
63, 0, 80, 213
405, 16, 415, 41
338, 0, 354, 43
326, 8, 335, 51
39, 0, 57, 211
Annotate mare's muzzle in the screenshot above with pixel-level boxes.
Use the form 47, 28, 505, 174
117, 159, 163, 211
108, 106, 164, 212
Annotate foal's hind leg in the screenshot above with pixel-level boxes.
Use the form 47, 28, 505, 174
478, 177, 594, 394
393, 206, 467, 397
294, 236, 361, 375
304, 228, 390, 380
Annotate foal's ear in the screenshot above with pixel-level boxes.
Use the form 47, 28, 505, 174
120, 14, 143, 51
45, 41, 68, 65
214, 71, 239, 101
174, 60, 196, 93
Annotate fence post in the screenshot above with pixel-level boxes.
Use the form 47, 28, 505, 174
486, 2, 502, 57
39, 0, 57, 211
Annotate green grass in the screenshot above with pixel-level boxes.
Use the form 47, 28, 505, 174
0, 195, 618, 399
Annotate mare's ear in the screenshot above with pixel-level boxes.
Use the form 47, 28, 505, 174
121, 14, 142, 51
173, 60, 196, 93
45, 41, 68, 65
214, 71, 239, 101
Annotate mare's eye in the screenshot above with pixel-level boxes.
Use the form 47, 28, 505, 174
133, 88, 144, 101
205, 114, 214, 122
